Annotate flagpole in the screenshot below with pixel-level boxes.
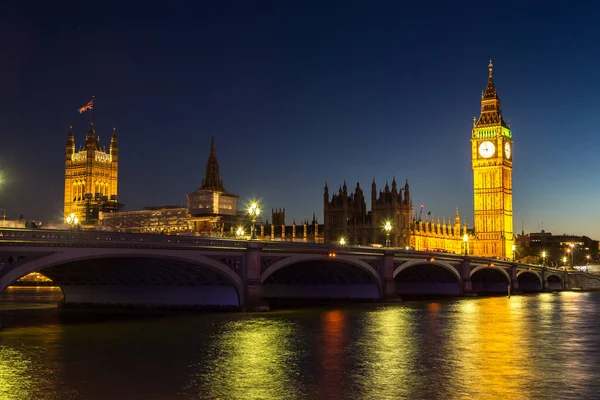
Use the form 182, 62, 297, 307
92, 95, 95, 125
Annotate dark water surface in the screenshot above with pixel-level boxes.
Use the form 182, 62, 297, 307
1, 287, 599, 400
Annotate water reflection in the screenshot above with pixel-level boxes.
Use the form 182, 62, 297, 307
353, 306, 416, 399
2, 288, 600, 400
186, 317, 301, 400
318, 310, 347, 398
0, 326, 64, 400
452, 297, 534, 399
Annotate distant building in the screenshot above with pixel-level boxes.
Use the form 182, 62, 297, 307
516, 230, 599, 266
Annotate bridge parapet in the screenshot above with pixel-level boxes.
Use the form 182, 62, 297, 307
0, 228, 250, 250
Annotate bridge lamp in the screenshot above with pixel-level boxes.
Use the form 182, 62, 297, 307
541, 251, 547, 267
463, 234, 469, 256
586, 254, 591, 264
339, 237, 346, 247
568, 243, 575, 267
236, 226, 245, 237
66, 213, 79, 228
512, 244, 516, 262
383, 221, 392, 247
247, 202, 260, 240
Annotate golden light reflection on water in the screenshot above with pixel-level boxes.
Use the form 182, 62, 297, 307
0, 326, 63, 400
318, 310, 347, 398
354, 306, 416, 399
0, 346, 33, 400
187, 317, 300, 400
451, 296, 534, 400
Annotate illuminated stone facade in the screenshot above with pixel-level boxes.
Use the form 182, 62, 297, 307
64, 123, 119, 224
324, 179, 469, 252
471, 60, 514, 257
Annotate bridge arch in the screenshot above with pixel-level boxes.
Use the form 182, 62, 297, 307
261, 254, 382, 300
393, 260, 461, 296
516, 270, 543, 292
470, 265, 511, 294
546, 273, 564, 291
0, 248, 244, 307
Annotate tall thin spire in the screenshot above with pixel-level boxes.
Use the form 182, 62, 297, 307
201, 134, 225, 191
475, 59, 507, 128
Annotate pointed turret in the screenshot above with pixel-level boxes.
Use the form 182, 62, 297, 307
110, 127, 118, 162
85, 122, 99, 151
324, 181, 329, 203
474, 59, 508, 128
201, 134, 225, 192
403, 179, 410, 205
454, 207, 461, 236
66, 126, 75, 160
371, 178, 377, 207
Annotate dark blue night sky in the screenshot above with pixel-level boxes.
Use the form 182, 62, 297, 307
1, 1, 599, 237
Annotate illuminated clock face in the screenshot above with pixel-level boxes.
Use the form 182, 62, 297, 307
505, 142, 511, 159
478, 141, 495, 158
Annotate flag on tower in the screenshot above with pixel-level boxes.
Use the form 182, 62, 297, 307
78, 98, 94, 114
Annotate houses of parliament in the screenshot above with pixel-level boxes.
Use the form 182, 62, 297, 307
63, 61, 514, 258
324, 60, 514, 258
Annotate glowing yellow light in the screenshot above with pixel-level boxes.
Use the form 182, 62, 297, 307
383, 221, 392, 232
463, 234, 469, 243
236, 226, 245, 236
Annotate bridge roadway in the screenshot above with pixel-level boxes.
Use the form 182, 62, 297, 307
1, 228, 599, 310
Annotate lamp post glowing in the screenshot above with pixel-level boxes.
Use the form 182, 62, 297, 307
541, 251, 547, 267
65, 213, 78, 229
463, 234, 469, 256
384, 221, 392, 247
339, 237, 346, 247
236, 226, 245, 237
562, 256, 567, 270
248, 202, 260, 240
568, 243, 575, 269
512, 244, 516, 262
586, 254, 591, 264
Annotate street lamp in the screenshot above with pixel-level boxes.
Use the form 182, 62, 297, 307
384, 221, 392, 247
248, 202, 260, 240
562, 256, 567, 270
586, 254, 591, 264
569, 243, 575, 269
463, 234, 469, 256
65, 213, 79, 229
236, 226, 245, 237
339, 237, 346, 247
512, 244, 516, 262
541, 251, 547, 267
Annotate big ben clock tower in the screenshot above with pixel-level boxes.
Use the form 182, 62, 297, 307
471, 60, 514, 258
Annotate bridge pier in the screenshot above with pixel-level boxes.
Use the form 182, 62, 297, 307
242, 242, 268, 311
541, 268, 548, 291
510, 264, 521, 294
459, 257, 472, 295
382, 251, 397, 298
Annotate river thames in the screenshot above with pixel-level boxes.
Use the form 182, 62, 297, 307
1, 287, 599, 399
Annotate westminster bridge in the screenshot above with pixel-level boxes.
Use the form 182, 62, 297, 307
1, 228, 599, 310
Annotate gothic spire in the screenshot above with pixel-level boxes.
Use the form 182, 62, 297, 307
475, 59, 508, 128
201, 134, 225, 191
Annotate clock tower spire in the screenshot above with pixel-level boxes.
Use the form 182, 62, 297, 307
471, 60, 514, 258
